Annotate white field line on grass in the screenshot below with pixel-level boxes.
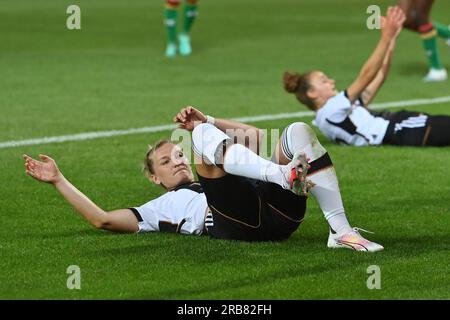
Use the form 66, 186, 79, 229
2, 96, 450, 149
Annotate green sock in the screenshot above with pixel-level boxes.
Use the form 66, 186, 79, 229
183, 3, 197, 34
164, 8, 178, 44
422, 31, 443, 69
434, 22, 450, 39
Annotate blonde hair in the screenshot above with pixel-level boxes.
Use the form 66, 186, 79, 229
142, 139, 173, 177
283, 71, 316, 111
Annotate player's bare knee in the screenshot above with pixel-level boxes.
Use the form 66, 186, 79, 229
195, 162, 226, 179
403, 10, 420, 31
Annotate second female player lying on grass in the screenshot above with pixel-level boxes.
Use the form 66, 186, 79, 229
284, 6, 450, 147
24, 107, 383, 252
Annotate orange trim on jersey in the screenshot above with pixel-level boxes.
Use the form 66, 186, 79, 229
267, 203, 305, 224
422, 126, 432, 146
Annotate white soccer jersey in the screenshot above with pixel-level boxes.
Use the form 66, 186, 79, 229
314, 91, 389, 146
131, 183, 209, 235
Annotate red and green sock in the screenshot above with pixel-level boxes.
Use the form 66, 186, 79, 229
419, 23, 444, 70
433, 22, 450, 40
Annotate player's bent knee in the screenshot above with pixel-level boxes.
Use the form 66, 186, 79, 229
289, 122, 318, 143
192, 123, 229, 165
282, 122, 326, 161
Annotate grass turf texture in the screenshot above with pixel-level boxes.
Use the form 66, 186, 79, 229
1, 0, 449, 299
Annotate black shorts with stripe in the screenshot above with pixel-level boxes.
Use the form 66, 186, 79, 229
381, 110, 450, 146
198, 174, 306, 242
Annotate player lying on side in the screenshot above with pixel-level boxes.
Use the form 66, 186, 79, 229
284, 6, 450, 147
23, 107, 383, 252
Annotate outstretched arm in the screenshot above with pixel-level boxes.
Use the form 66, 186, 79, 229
23, 154, 139, 233
360, 12, 404, 106
173, 106, 264, 154
347, 6, 405, 103
360, 38, 397, 106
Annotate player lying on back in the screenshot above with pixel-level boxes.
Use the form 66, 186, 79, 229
23, 106, 383, 252
284, 6, 450, 147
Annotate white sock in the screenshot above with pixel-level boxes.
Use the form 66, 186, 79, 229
192, 123, 288, 187
281, 122, 352, 235
223, 143, 288, 188
192, 123, 231, 164
309, 167, 352, 235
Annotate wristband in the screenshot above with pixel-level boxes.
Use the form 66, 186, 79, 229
206, 115, 215, 125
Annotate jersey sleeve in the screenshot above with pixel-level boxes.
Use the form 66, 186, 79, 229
131, 192, 203, 234
319, 91, 353, 143
130, 201, 160, 233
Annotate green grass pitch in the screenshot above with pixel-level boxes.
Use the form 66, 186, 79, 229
1, 0, 449, 299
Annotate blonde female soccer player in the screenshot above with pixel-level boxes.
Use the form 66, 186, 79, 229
23, 106, 383, 251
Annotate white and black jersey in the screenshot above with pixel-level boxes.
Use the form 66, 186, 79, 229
130, 182, 210, 235
315, 91, 390, 146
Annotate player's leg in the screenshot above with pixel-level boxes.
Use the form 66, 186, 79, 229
434, 22, 450, 44
192, 124, 306, 241
194, 155, 226, 180
397, 0, 417, 31
422, 115, 450, 146
418, 0, 447, 81
417, 0, 446, 81
183, 0, 198, 36
398, 0, 446, 81
423, 0, 450, 42
273, 122, 384, 252
164, 0, 180, 58
192, 132, 266, 241
179, 0, 198, 56
192, 123, 307, 194
382, 110, 435, 146
400, 0, 450, 42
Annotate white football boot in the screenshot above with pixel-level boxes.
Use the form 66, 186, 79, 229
423, 68, 448, 82
327, 227, 384, 252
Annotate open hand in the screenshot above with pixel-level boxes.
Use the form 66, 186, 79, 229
23, 154, 63, 184
381, 6, 406, 40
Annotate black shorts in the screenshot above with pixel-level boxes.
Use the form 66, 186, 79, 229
382, 110, 450, 146
198, 174, 307, 242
